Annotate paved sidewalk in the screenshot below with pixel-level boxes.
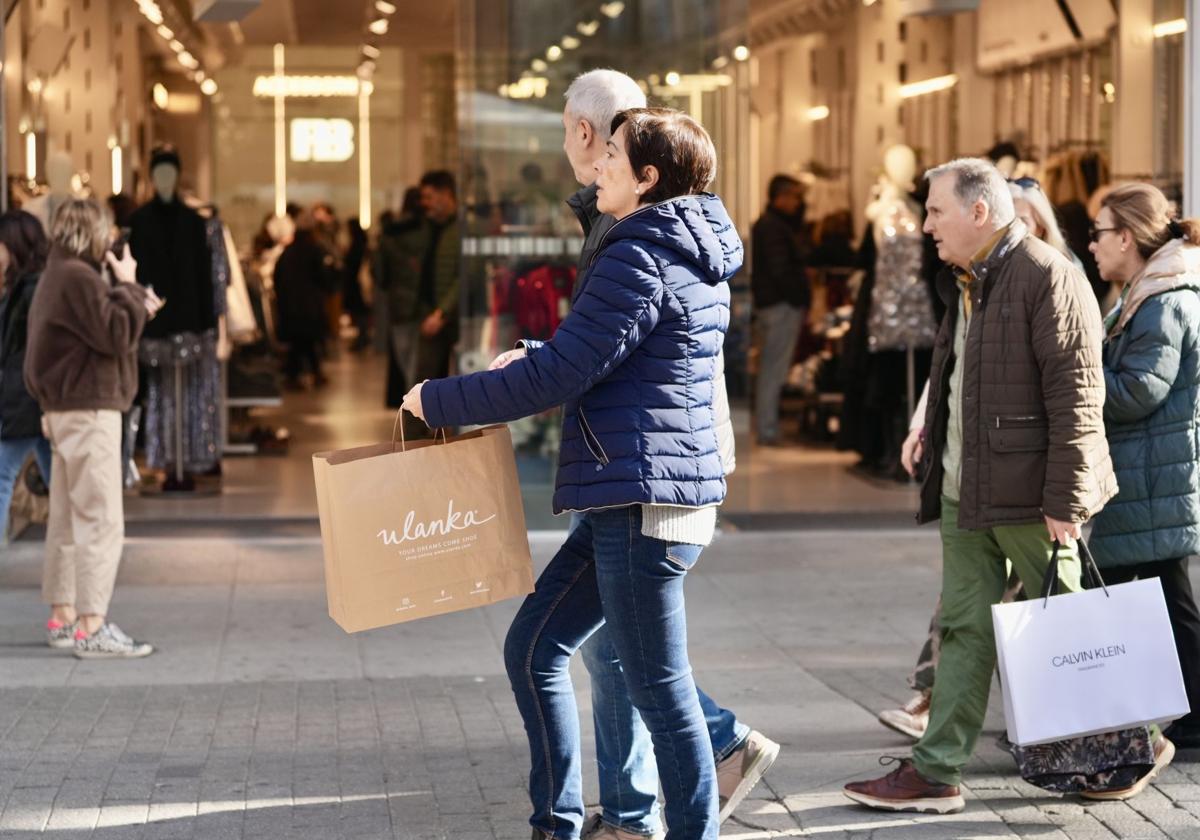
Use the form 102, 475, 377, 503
2, 531, 1199, 839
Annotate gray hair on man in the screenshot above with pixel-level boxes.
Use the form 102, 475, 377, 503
925, 157, 1016, 228
564, 69, 646, 141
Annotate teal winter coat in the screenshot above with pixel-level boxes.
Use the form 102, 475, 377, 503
1090, 240, 1200, 567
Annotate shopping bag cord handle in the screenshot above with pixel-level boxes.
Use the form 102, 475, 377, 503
1041, 538, 1109, 608
391, 409, 447, 452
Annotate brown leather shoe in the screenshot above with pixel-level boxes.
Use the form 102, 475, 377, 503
844, 757, 965, 814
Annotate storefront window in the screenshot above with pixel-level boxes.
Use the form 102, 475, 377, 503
457, 0, 749, 523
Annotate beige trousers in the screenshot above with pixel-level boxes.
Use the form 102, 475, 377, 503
41, 410, 124, 617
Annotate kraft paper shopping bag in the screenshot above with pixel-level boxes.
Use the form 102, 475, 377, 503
313, 418, 534, 632
992, 540, 1189, 746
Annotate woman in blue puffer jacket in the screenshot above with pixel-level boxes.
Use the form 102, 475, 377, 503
403, 108, 738, 839
1089, 182, 1200, 749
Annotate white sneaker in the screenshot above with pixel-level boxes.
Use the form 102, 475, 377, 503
73, 623, 154, 660
46, 619, 76, 649
878, 691, 930, 741
580, 814, 663, 840
717, 730, 781, 822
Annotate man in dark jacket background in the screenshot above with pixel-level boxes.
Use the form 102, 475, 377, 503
845, 158, 1115, 814
751, 174, 810, 445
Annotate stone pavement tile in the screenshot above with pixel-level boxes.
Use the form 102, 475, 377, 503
0, 784, 56, 831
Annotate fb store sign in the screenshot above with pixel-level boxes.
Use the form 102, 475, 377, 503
290, 118, 354, 163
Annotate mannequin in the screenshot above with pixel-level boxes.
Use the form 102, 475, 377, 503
865, 144, 935, 352
130, 144, 219, 492
837, 144, 939, 479
24, 151, 75, 232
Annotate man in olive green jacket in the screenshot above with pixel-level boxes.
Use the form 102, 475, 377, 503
845, 159, 1116, 814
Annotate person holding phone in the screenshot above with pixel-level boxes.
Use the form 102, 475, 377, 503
24, 198, 162, 659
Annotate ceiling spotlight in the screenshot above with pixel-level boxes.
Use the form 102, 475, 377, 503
531, 58, 548, 72
27, 77, 43, 95
577, 20, 599, 36
368, 17, 389, 35
561, 35, 581, 49
732, 44, 751, 61
600, 1, 625, 18
358, 60, 376, 78
169, 39, 185, 52
156, 25, 173, 39
362, 44, 381, 59
665, 71, 681, 86
178, 51, 199, 69
546, 45, 563, 61
152, 82, 169, 109
375, 0, 397, 13
201, 78, 218, 96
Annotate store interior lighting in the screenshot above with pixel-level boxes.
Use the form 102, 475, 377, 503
152, 82, 170, 109
665, 71, 681, 86
546, 45, 563, 61
711, 55, 730, 69
531, 58, 547, 72
733, 45, 750, 61
368, 17, 389, 35
374, 0, 397, 13
600, 2, 624, 18
1152, 18, 1187, 38
157, 25, 174, 39
899, 73, 958, 99
362, 44, 380, 59
561, 35, 581, 49
110, 145, 123, 195
806, 105, 831, 121
201, 78, 218, 96
577, 20, 599, 36
25, 131, 36, 181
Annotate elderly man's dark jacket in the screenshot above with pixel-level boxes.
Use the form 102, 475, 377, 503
918, 222, 1117, 529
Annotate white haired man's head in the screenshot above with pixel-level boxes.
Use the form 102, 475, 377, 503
923, 158, 1016, 270
563, 69, 646, 186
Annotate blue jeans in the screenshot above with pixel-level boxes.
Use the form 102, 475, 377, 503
0, 432, 52, 537
505, 507, 718, 840
570, 512, 747, 836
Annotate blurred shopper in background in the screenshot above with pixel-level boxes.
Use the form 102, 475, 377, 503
274, 210, 337, 390
0, 211, 52, 542
751, 174, 810, 446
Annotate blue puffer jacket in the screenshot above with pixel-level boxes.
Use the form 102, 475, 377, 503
1090, 240, 1200, 567
422, 193, 741, 514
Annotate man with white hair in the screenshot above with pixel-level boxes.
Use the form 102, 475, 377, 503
492, 69, 779, 840
844, 158, 1116, 813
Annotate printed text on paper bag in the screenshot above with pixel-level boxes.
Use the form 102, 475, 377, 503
377, 500, 498, 560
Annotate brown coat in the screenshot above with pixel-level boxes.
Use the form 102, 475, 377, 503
919, 223, 1117, 529
24, 248, 148, 414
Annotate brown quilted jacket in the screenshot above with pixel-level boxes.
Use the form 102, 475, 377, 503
918, 222, 1117, 529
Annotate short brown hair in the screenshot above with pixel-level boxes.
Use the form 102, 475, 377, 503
50, 198, 111, 265
610, 108, 716, 205
1101, 183, 1200, 260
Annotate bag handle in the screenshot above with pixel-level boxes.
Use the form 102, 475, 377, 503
390, 408, 447, 452
1040, 537, 1109, 607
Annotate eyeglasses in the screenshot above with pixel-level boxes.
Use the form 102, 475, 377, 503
1088, 226, 1119, 243
1009, 176, 1041, 190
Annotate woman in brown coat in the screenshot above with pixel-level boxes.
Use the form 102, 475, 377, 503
24, 198, 162, 658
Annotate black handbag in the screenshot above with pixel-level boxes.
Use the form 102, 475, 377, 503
1002, 540, 1157, 793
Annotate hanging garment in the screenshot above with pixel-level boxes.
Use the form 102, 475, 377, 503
867, 198, 937, 352
222, 224, 258, 341
139, 330, 221, 473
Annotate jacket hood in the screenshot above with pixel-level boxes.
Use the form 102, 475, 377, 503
1111, 239, 1200, 337
604, 193, 743, 284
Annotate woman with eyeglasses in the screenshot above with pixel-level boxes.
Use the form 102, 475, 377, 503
879, 174, 1089, 742
1086, 182, 1200, 753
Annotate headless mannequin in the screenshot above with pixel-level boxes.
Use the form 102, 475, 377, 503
129, 147, 217, 491
25, 151, 75, 232
866, 144, 920, 241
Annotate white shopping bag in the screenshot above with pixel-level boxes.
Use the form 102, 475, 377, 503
992, 541, 1189, 746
